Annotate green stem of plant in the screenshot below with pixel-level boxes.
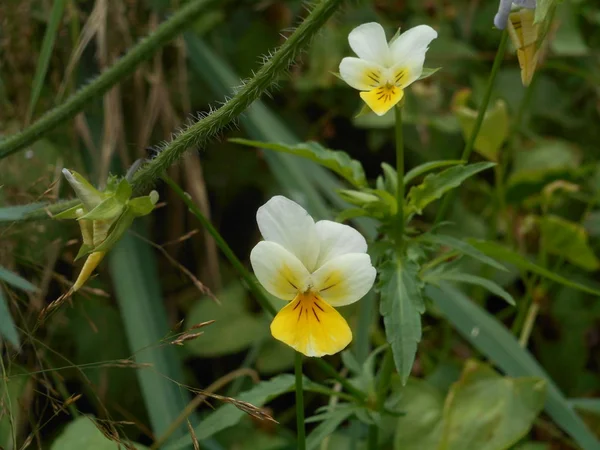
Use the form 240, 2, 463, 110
295, 352, 306, 450
435, 29, 509, 224
0, 0, 219, 159
131, 0, 344, 192
164, 175, 369, 405
395, 105, 405, 252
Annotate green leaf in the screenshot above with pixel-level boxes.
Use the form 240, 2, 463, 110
114, 178, 133, 203
230, 138, 368, 188
62, 169, 104, 210
0, 202, 48, 222
426, 283, 600, 450
128, 195, 158, 217
53, 203, 84, 219
0, 267, 37, 292
418, 67, 441, 80
419, 234, 507, 272
26, 0, 67, 123
256, 340, 295, 375
50, 416, 148, 449
0, 288, 20, 347
0, 367, 29, 448
91, 208, 136, 253
407, 162, 496, 215
379, 257, 424, 384
79, 197, 124, 221
469, 240, 600, 296
166, 375, 298, 449
404, 160, 466, 185
381, 162, 398, 194
540, 215, 600, 271
185, 283, 267, 357
569, 398, 600, 415
454, 99, 509, 162
307, 404, 357, 450
425, 271, 515, 306
535, 0, 560, 24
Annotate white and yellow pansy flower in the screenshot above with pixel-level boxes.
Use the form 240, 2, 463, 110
339, 22, 437, 116
250, 196, 376, 357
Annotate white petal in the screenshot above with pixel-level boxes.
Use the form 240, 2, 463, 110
389, 25, 437, 86
339, 57, 385, 91
250, 241, 310, 301
256, 196, 319, 271
314, 220, 368, 268
348, 22, 390, 65
311, 253, 376, 307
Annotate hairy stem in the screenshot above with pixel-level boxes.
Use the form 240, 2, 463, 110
435, 30, 509, 223
0, 0, 219, 159
131, 0, 344, 192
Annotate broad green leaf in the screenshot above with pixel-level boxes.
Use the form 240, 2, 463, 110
230, 138, 367, 188
0, 289, 19, 347
0, 267, 37, 292
185, 283, 267, 357
407, 162, 496, 215
419, 234, 507, 272
426, 283, 600, 450
404, 160, 465, 185
425, 271, 515, 306
469, 240, 600, 296
307, 404, 357, 450
540, 215, 600, 271
440, 361, 546, 450
79, 197, 124, 221
50, 416, 148, 449
379, 257, 424, 384
166, 374, 299, 449
454, 99, 509, 161
0, 202, 48, 222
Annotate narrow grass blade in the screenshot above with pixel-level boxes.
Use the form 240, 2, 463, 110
108, 225, 191, 443
26, 0, 68, 123
0, 288, 20, 347
0, 267, 37, 292
0, 203, 49, 222
426, 283, 600, 450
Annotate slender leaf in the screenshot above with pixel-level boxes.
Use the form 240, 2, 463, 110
569, 399, 600, 415
0, 267, 37, 292
307, 405, 357, 450
407, 162, 496, 215
379, 257, 424, 384
26, 0, 68, 123
419, 234, 507, 272
0, 289, 20, 347
426, 271, 515, 306
404, 160, 465, 184
0, 203, 48, 222
50, 416, 148, 449
231, 138, 368, 188
426, 283, 600, 450
469, 240, 600, 296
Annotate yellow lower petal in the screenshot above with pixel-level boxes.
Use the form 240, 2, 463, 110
360, 86, 404, 116
270, 292, 352, 357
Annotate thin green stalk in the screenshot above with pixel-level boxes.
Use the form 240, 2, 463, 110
164, 175, 370, 405
435, 30, 509, 223
131, 0, 344, 192
0, 0, 219, 160
295, 352, 306, 450
395, 105, 405, 252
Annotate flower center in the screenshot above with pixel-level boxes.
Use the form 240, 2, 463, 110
292, 292, 327, 324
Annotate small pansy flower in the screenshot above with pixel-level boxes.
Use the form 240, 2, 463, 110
339, 22, 437, 116
250, 196, 376, 357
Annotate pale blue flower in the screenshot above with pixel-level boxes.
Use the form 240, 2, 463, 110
494, 0, 536, 29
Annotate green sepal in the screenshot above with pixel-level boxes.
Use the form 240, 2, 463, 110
53, 203, 84, 219
62, 169, 104, 210
337, 189, 379, 207
92, 207, 136, 254
74, 243, 94, 261
114, 178, 133, 203
79, 197, 124, 221
129, 191, 159, 217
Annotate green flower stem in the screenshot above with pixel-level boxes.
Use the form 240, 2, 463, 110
164, 175, 369, 405
0, 0, 219, 159
295, 352, 307, 450
131, 0, 344, 192
435, 29, 509, 224
395, 105, 405, 252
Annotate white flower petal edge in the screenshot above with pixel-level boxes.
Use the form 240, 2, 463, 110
314, 220, 368, 268
256, 195, 319, 272
339, 57, 384, 91
389, 25, 438, 86
348, 22, 390, 65
312, 253, 376, 307
250, 241, 311, 300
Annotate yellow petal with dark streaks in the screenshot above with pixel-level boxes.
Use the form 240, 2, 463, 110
360, 86, 404, 116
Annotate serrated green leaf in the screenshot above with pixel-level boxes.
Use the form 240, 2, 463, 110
407, 162, 496, 215
425, 271, 515, 306
540, 215, 600, 271
468, 240, 600, 296
231, 138, 367, 188
404, 160, 466, 185
79, 197, 124, 221
379, 258, 424, 384
427, 283, 600, 450
50, 416, 148, 449
419, 234, 507, 272
0, 288, 20, 348
0, 267, 37, 292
